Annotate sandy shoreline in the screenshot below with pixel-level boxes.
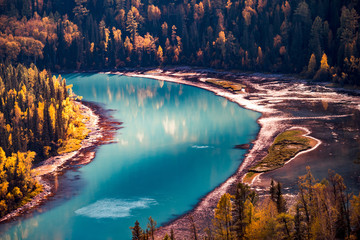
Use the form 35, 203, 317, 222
116, 68, 359, 239
2, 68, 358, 238
0, 101, 120, 223
121, 70, 293, 238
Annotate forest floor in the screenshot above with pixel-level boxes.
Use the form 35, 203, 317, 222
0, 101, 121, 223
119, 67, 360, 239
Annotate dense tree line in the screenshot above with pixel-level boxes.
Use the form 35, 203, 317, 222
0, 63, 88, 158
0, 63, 88, 217
0, 0, 360, 85
203, 167, 360, 239
139, 168, 360, 239
0, 148, 41, 217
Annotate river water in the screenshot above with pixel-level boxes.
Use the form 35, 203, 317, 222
0, 73, 260, 239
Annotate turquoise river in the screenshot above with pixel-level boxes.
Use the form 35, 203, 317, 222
0, 73, 260, 239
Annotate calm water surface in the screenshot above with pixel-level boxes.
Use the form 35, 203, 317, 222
0, 74, 260, 239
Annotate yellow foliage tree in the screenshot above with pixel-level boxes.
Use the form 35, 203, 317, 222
320, 53, 330, 71
49, 103, 56, 133
245, 198, 277, 239
37, 101, 45, 136
314, 53, 331, 81
157, 46, 164, 64
213, 193, 234, 240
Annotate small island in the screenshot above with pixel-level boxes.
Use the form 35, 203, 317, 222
250, 129, 318, 173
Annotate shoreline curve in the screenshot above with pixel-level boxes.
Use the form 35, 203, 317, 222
117, 69, 324, 238
0, 100, 121, 223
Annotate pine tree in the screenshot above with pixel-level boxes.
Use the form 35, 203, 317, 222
307, 53, 317, 77
126, 9, 138, 42
130, 220, 143, 240
275, 182, 286, 213
337, 7, 359, 59
189, 215, 198, 240
147, 216, 156, 240
309, 16, 324, 63
233, 182, 257, 239
328, 170, 351, 238
170, 229, 175, 240
298, 166, 315, 239
270, 179, 275, 200
294, 204, 304, 240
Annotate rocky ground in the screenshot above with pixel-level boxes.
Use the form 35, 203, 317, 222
123, 68, 360, 239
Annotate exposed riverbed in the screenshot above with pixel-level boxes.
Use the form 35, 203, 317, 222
121, 68, 360, 238
1, 69, 359, 239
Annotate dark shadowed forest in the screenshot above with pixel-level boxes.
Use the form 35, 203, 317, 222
1, 0, 360, 85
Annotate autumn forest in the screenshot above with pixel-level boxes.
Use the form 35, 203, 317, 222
1, 0, 360, 239
0, 0, 360, 85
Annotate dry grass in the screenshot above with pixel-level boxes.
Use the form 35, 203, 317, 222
57, 139, 83, 155
243, 172, 259, 184
206, 79, 246, 93
250, 129, 316, 173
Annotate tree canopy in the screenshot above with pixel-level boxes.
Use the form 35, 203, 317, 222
0, 63, 89, 217
0, 0, 359, 84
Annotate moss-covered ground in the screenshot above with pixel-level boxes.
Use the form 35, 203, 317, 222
249, 129, 317, 173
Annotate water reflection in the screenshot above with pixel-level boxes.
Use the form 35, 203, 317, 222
159, 80, 164, 88
137, 87, 156, 107
321, 100, 328, 111
162, 116, 177, 136
0, 74, 261, 239
91, 86, 97, 99
107, 85, 113, 102
222, 99, 228, 108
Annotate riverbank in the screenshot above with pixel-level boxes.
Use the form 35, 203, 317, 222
114, 68, 360, 239
122, 70, 294, 238
0, 101, 121, 223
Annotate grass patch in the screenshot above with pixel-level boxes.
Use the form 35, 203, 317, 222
243, 172, 258, 184
57, 139, 83, 155
206, 79, 246, 93
250, 129, 316, 173
57, 104, 90, 155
